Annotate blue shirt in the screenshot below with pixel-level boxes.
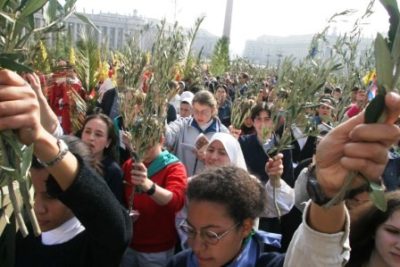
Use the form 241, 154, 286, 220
167, 231, 284, 267
218, 99, 232, 127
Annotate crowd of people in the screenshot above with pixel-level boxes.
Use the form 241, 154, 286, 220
2, 61, 400, 267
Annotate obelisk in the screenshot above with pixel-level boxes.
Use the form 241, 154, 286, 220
222, 0, 233, 39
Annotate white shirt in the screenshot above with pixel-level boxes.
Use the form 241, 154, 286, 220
41, 216, 85, 245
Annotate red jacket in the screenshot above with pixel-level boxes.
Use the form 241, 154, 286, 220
346, 104, 362, 118
122, 158, 187, 252
48, 72, 85, 134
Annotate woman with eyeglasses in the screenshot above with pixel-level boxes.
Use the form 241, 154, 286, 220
168, 92, 400, 266
6, 68, 400, 267
168, 166, 285, 267
175, 132, 294, 250
165, 90, 229, 176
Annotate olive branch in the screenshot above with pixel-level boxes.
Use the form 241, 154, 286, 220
322, 0, 400, 211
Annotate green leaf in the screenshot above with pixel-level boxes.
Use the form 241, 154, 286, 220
44, 0, 63, 23
15, 30, 33, 48
391, 23, 400, 63
380, 0, 400, 50
74, 12, 100, 33
27, 11, 35, 29
0, 0, 9, 10
64, 0, 78, 12
0, 57, 33, 72
365, 92, 385, 123
369, 182, 387, 212
0, 53, 24, 61
374, 33, 394, 89
19, 0, 48, 18
331, 63, 343, 71
20, 145, 33, 179
2, 134, 23, 159
34, 8, 74, 34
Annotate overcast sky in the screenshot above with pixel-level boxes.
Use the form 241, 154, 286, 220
76, 0, 392, 55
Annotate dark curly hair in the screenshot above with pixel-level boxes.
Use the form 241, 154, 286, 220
187, 166, 266, 224
346, 190, 400, 267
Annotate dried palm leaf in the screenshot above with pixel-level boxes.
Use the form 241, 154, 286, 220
68, 87, 87, 134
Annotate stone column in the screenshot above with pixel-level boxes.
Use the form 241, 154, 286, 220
222, 0, 234, 39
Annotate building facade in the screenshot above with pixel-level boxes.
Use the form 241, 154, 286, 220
34, 11, 218, 56
243, 34, 373, 66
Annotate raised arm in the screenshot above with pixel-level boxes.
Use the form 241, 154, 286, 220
311, 92, 400, 233
0, 70, 77, 190
24, 72, 62, 136
284, 92, 400, 266
1, 70, 130, 257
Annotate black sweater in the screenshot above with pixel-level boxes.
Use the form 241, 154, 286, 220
101, 155, 124, 206
15, 158, 132, 267
239, 134, 294, 187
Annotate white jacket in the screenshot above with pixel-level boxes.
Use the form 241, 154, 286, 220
165, 117, 229, 176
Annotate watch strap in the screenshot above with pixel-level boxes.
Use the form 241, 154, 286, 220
306, 164, 334, 206
146, 182, 156, 196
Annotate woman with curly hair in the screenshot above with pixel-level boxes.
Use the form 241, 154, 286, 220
175, 132, 294, 248
169, 166, 285, 267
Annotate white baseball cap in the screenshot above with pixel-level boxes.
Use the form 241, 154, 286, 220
180, 91, 194, 106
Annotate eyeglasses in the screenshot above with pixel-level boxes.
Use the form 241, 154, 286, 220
179, 221, 240, 245
193, 108, 212, 117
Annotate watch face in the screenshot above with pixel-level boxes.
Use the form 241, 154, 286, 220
146, 183, 156, 195
306, 168, 331, 206
306, 176, 319, 200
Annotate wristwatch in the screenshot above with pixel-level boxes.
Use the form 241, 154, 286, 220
306, 164, 334, 206
37, 139, 69, 168
146, 182, 156, 196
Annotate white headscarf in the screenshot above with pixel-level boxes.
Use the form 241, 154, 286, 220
208, 132, 247, 171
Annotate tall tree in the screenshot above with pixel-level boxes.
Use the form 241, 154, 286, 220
210, 36, 230, 77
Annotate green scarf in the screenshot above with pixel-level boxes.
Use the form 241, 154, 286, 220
147, 150, 180, 178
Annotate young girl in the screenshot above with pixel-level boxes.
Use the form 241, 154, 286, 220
121, 131, 187, 267
165, 90, 229, 176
